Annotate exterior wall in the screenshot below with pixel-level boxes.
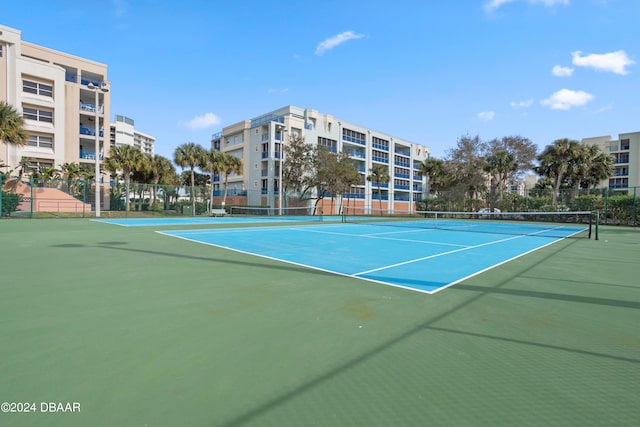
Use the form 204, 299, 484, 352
109, 115, 155, 156
583, 131, 640, 194
213, 105, 430, 213
1, 24, 110, 210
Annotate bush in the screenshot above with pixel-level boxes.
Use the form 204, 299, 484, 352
1, 191, 22, 216
569, 195, 603, 212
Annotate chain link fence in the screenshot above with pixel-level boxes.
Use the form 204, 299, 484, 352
1, 175, 638, 225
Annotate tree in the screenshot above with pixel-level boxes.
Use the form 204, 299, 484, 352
535, 138, 581, 203
103, 145, 144, 212
484, 149, 517, 202
174, 142, 205, 216
334, 151, 361, 215
583, 148, 613, 191
446, 134, 487, 196
283, 135, 315, 203
219, 153, 243, 209
199, 148, 225, 214
0, 101, 28, 166
147, 154, 175, 206
416, 157, 449, 195
485, 135, 537, 180
567, 144, 613, 195
367, 163, 390, 212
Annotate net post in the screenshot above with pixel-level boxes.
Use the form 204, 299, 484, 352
595, 210, 599, 240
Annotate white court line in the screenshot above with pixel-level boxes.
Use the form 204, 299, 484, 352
353, 233, 527, 276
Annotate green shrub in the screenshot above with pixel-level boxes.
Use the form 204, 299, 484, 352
1, 191, 22, 216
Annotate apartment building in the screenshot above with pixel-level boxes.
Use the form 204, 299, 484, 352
582, 131, 640, 194
110, 114, 155, 156
212, 105, 430, 214
0, 24, 110, 208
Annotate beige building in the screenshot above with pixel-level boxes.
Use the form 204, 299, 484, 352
582, 131, 640, 194
110, 115, 155, 156
212, 105, 430, 214
1, 24, 110, 209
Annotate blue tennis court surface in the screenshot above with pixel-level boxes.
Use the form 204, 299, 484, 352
157, 221, 586, 294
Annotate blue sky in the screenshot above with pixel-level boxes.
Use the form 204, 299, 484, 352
4, 0, 639, 161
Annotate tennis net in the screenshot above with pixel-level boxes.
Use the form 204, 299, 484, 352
230, 206, 323, 221
342, 208, 597, 239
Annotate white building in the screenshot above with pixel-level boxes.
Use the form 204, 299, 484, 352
212, 105, 430, 214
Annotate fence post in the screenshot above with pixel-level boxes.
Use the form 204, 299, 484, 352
0, 174, 3, 217
634, 186, 638, 226
30, 177, 34, 218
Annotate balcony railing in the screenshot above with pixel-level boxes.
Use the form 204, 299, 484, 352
79, 149, 103, 160
80, 101, 104, 114
342, 135, 366, 145
80, 126, 104, 137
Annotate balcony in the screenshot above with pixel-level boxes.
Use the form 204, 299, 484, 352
394, 147, 410, 156
342, 135, 366, 145
80, 126, 104, 137
372, 155, 389, 164
80, 101, 104, 114
79, 149, 103, 160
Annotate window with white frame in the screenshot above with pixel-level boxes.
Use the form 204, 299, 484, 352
27, 134, 54, 149
23, 80, 53, 97
23, 107, 53, 123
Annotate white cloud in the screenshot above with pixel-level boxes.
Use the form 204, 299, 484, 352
315, 31, 365, 56
484, 0, 515, 11
552, 65, 574, 77
511, 99, 534, 108
179, 113, 222, 129
541, 88, 594, 110
484, 0, 569, 11
477, 111, 496, 121
571, 50, 635, 75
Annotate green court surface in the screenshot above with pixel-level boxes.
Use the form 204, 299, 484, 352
0, 219, 638, 426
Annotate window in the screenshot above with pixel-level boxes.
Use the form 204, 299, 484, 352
372, 137, 389, 150
0, 45, 3, 58
317, 137, 337, 152
23, 107, 53, 123
23, 80, 53, 97
27, 134, 54, 149
621, 139, 630, 150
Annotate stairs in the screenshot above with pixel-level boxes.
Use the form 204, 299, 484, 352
8, 179, 94, 213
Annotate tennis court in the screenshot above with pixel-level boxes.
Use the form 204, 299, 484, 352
158, 217, 589, 293
1, 218, 638, 427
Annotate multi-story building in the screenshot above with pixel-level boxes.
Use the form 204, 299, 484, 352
212, 105, 430, 214
582, 131, 640, 194
110, 114, 155, 156
1, 24, 110, 209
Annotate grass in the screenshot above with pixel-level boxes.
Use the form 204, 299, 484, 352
1, 219, 638, 426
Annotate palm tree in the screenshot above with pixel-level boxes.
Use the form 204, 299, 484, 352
535, 138, 581, 203
174, 142, 205, 216
219, 153, 243, 209
416, 157, 448, 196
367, 163, 390, 213
103, 145, 144, 212
199, 148, 225, 214
147, 154, 174, 206
582, 147, 614, 191
0, 102, 28, 166
484, 149, 517, 202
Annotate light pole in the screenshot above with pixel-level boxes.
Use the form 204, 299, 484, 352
87, 82, 109, 217
278, 126, 287, 215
